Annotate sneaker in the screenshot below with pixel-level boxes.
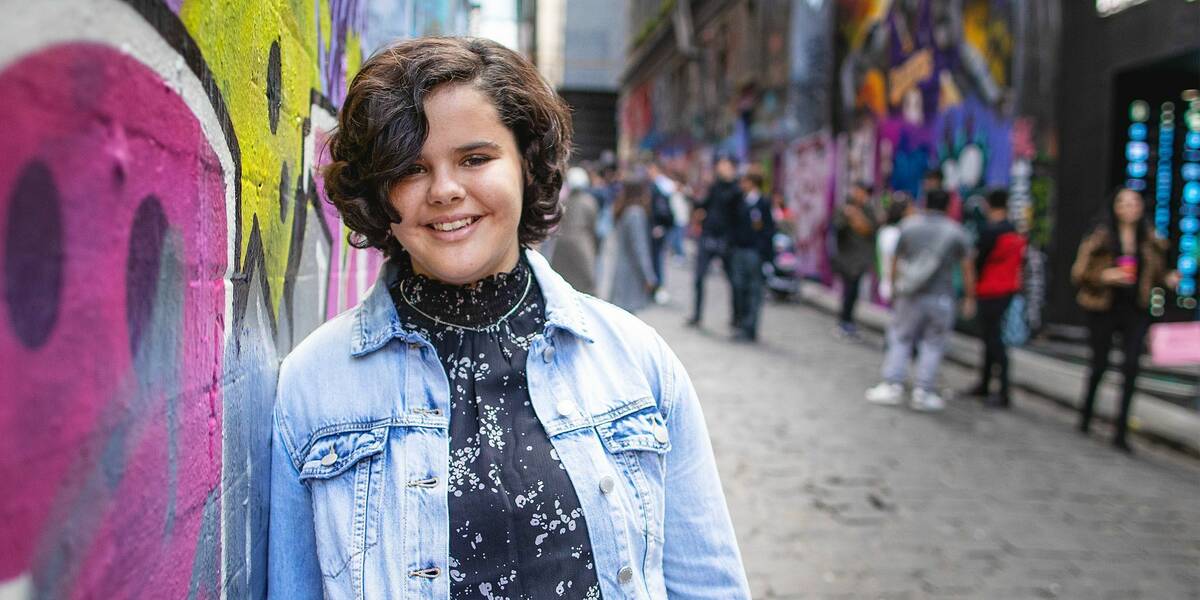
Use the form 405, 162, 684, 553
832, 324, 861, 341
865, 382, 904, 405
910, 388, 945, 412
654, 289, 670, 305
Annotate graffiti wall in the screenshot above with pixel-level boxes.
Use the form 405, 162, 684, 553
0, 1, 465, 598
833, 0, 1058, 333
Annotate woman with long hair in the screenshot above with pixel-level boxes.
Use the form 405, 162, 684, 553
267, 37, 749, 598
1071, 187, 1178, 452
607, 178, 659, 313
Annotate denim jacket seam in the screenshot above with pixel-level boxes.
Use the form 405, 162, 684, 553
590, 396, 657, 425
273, 405, 305, 473
298, 417, 448, 459
657, 341, 679, 425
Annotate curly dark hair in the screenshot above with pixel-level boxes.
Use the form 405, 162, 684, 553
322, 36, 573, 255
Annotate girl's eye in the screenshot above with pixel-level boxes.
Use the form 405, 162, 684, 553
400, 164, 426, 178
463, 155, 492, 167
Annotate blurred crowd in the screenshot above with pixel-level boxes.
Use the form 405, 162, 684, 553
542, 153, 790, 343
543, 152, 1178, 454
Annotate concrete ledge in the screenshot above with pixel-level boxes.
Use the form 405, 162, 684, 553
794, 282, 1200, 455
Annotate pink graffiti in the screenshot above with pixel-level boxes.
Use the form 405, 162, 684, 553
0, 44, 226, 597
310, 124, 384, 319
782, 132, 834, 279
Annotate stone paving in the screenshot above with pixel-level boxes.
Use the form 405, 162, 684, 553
636, 262, 1200, 599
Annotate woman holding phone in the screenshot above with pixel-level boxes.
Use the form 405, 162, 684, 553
1071, 187, 1178, 452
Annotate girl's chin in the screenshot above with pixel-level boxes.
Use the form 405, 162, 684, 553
410, 252, 519, 285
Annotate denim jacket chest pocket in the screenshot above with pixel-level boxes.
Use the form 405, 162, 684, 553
297, 426, 389, 581
593, 397, 671, 544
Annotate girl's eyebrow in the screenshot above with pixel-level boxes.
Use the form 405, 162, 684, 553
454, 141, 501, 153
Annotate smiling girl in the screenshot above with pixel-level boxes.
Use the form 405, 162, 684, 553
267, 37, 750, 599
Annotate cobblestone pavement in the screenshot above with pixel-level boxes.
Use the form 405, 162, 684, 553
636, 261, 1200, 600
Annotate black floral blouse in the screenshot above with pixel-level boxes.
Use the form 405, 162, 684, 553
389, 254, 602, 600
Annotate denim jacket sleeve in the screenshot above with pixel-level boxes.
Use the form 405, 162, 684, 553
655, 335, 752, 598
267, 407, 324, 599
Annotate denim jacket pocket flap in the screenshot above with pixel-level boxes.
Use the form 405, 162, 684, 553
595, 400, 670, 454
298, 427, 387, 481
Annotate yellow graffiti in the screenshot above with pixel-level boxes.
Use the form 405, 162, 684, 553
177, 0, 363, 311
345, 29, 363, 90
963, 0, 1011, 88
887, 49, 932, 107
840, 0, 890, 51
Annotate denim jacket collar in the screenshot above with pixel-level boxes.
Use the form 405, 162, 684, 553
349, 248, 593, 357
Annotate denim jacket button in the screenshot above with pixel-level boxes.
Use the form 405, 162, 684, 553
618, 566, 634, 584
542, 345, 556, 363
320, 451, 338, 466
653, 425, 669, 444
555, 400, 577, 416
598, 476, 615, 494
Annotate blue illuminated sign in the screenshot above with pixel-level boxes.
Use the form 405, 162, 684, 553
1154, 103, 1174, 238
1179, 96, 1200, 308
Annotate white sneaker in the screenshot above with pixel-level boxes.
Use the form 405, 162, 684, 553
910, 388, 945, 412
654, 289, 670, 305
865, 382, 904, 405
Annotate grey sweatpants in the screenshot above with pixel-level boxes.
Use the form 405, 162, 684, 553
882, 293, 956, 391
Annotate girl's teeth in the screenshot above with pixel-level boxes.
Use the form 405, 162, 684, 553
432, 218, 473, 232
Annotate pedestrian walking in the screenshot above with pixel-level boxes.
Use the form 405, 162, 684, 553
866, 190, 976, 411
272, 36, 750, 599
548, 167, 599, 295
876, 193, 914, 304
831, 183, 879, 338
963, 189, 1026, 408
728, 172, 775, 342
608, 179, 660, 313
591, 162, 618, 249
668, 178, 691, 261
647, 161, 677, 303
1071, 186, 1179, 452
687, 156, 740, 327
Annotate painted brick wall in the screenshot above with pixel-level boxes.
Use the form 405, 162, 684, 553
0, 1, 465, 597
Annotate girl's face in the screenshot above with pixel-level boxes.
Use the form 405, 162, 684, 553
1113, 189, 1144, 226
387, 83, 525, 285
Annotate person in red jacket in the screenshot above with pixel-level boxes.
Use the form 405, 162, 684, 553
965, 189, 1026, 407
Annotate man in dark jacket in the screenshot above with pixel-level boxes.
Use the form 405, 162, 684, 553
728, 172, 775, 342
688, 156, 741, 326
965, 189, 1026, 407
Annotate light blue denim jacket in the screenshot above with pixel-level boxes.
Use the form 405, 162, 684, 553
268, 250, 750, 599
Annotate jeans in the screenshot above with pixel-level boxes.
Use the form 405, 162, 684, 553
882, 293, 956, 391
975, 295, 1014, 397
668, 224, 685, 257
729, 248, 765, 338
651, 234, 668, 288
692, 235, 730, 322
838, 272, 865, 327
1080, 300, 1150, 444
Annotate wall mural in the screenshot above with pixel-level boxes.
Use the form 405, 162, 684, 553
0, 1, 462, 597
833, 0, 1056, 337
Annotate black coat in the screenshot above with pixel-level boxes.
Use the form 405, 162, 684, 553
729, 192, 776, 261
697, 179, 741, 238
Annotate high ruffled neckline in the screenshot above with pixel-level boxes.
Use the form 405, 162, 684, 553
389, 254, 532, 330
